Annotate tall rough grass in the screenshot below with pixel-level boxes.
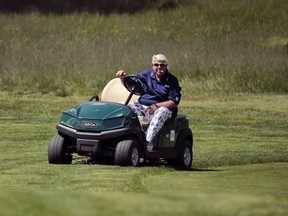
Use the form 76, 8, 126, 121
0, 0, 287, 98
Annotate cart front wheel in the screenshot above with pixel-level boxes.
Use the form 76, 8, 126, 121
48, 135, 72, 164
115, 140, 140, 167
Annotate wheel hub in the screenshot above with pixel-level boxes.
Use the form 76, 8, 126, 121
131, 148, 139, 166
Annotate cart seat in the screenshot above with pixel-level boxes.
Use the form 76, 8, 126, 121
101, 78, 139, 103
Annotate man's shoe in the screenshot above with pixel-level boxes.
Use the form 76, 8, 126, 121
146, 142, 153, 150
147, 142, 159, 151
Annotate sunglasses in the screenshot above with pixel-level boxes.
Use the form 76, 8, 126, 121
153, 63, 167, 67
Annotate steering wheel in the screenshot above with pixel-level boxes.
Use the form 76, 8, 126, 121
123, 76, 148, 96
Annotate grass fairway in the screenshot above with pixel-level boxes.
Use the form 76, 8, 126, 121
0, 93, 287, 215
0, 164, 287, 216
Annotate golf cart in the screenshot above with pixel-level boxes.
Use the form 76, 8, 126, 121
48, 76, 193, 170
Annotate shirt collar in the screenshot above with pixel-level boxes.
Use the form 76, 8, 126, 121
149, 70, 170, 81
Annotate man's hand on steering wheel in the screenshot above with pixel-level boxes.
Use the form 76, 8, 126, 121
116, 70, 126, 79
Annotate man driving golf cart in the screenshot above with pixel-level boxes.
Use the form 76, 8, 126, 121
48, 53, 192, 169
116, 54, 181, 149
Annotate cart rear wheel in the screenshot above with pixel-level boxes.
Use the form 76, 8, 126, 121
178, 139, 193, 170
115, 140, 140, 166
48, 135, 72, 164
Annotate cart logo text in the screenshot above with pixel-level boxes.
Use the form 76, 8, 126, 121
82, 121, 97, 127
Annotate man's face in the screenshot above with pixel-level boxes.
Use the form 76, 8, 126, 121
152, 61, 167, 79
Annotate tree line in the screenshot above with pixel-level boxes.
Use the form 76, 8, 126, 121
0, 0, 191, 14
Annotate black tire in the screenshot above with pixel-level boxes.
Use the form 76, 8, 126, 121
178, 139, 193, 170
115, 140, 140, 166
48, 135, 72, 164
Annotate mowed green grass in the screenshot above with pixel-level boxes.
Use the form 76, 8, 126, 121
0, 93, 287, 215
0, 164, 287, 216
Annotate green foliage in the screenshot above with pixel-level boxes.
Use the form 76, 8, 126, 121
0, 0, 287, 97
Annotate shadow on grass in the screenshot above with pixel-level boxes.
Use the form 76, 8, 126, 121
74, 157, 222, 172
167, 166, 222, 172
191, 168, 222, 172
76, 157, 222, 172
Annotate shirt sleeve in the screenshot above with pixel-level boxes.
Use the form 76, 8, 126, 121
168, 76, 181, 105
